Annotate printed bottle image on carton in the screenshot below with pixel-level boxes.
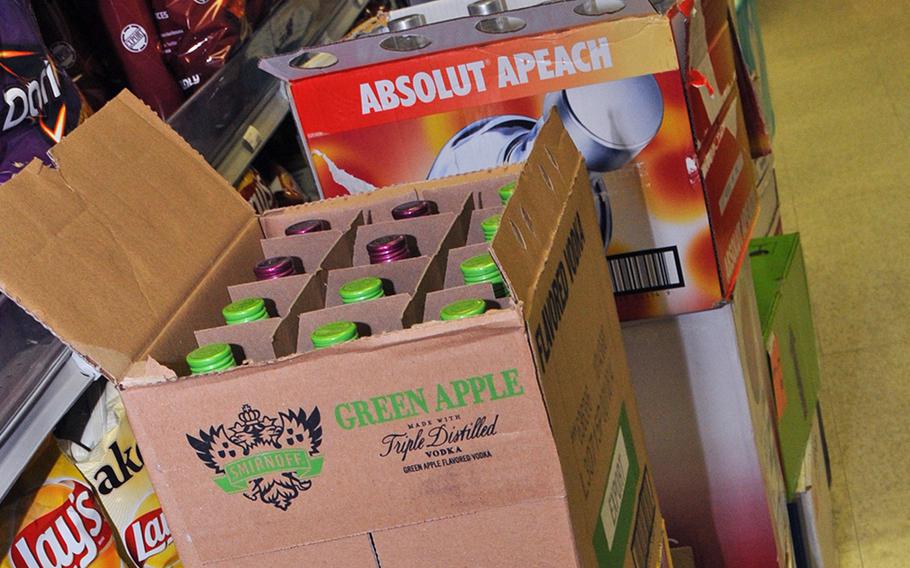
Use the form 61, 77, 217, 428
261, 0, 758, 320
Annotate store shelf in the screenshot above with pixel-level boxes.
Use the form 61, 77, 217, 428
0, 298, 99, 501
168, 0, 369, 185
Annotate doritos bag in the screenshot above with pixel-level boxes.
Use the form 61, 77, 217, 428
57, 385, 181, 568
0, 0, 83, 183
0, 439, 124, 567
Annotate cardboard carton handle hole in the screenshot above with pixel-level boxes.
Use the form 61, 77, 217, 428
475, 16, 527, 34
380, 34, 432, 52
544, 147, 560, 171
574, 0, 626, 16
290, 51, 338, 69
520, 207, 535, 235
537, 164, 556, 195
509, 220, 528, 250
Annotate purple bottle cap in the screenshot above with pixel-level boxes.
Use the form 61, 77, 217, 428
391, 200, 437, 220
285, 219, 330, 236
254, 256, 297, 280
367, 234, 413, 264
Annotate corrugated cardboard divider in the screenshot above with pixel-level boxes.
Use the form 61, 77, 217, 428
296, 293, 412, 353
259, 229, 352, 273
228, 272, 324, 317
444, 243, 496, 289
325, 256, 431, 309
197, 272, 327, 362
422, 283, 505, 323
467, 206, 505, 246
351, 212, 457, 266
258, 208, 363, 239
0, 92, 259, 382
419, 172, 517, 212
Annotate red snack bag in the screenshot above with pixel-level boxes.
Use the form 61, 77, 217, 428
96, 0, 184, 118
150, 0, 246, 94
0, 439, 124, 567
245, 0, 271, 27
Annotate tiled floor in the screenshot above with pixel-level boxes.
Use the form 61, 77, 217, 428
758, 1, 910, 566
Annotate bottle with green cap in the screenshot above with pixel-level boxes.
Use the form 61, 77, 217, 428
498, 181, 516, 205
460, 253, 509, 298
440, 298, 488, 321
481, 213, 501, 243
222, 297, 270, 325
339, 276, 386, 304
311, 321, 359, 349
187, 343, 237, 375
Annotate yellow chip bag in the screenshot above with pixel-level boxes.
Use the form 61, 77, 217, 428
58, 386, 180, 568
0, 439, 123, 567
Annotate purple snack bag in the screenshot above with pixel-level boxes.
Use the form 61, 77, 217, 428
0, 0, 83, 184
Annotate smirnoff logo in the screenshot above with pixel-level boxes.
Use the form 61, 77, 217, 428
125, 508, 173, 566
8, 481, 113, 568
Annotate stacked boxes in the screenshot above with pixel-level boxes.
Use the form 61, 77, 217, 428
749, 233, 821, 499
261, 0, 759, 321
622, 261, 794, 568
0, 93, 665, 567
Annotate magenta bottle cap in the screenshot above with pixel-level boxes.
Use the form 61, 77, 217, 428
285, 219, 330, 235
367, 234, 413, 264
391, 200, 437, 220
253, 256, 297, 280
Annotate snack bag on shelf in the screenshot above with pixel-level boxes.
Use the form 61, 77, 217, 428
31, 0, 122, 111
0, 439, 124, 567
96, 0, 184, 118
0, 0, 84, 183
150, 0, 246, 94
58, 384, 181, 568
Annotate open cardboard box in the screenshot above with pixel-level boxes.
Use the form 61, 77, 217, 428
0, 92, 663, 567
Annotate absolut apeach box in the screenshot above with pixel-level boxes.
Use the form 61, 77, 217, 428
260, 0, 758, 321
0, 93, 663, 568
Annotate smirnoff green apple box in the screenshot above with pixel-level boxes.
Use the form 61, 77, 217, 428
0, 92, 663, 567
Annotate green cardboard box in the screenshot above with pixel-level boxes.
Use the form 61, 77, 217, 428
749, 233, 821, 499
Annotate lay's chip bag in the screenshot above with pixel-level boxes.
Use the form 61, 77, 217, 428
0, 439, 123, 567
57, 385, 180, 568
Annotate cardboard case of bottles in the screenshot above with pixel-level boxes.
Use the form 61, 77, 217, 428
260, 0, 758, 322
0, 92, 664, 568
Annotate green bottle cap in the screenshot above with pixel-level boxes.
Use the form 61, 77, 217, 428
498, 181, 516, 205
460, 253, 501, 280
481, 214, 501, 242
312, 321, 359, 349
187, 343, 237, 375
222, 297, 269, 325
440, 298, 487, 321
339, 276, 385, 304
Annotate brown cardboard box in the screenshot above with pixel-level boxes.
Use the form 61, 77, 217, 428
0, 92, 661, 567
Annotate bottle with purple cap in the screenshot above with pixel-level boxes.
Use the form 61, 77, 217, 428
367, 234, 415, 264
285, 219, 330, 236
391, 200, 437, 220
253, 256, 299, 280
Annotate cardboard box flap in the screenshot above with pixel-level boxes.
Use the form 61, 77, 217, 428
0, 92, 255, 380
492, 112, 582, 304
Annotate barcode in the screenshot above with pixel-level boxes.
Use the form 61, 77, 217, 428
608, 247, 684, 295
632, 469, 656, 568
